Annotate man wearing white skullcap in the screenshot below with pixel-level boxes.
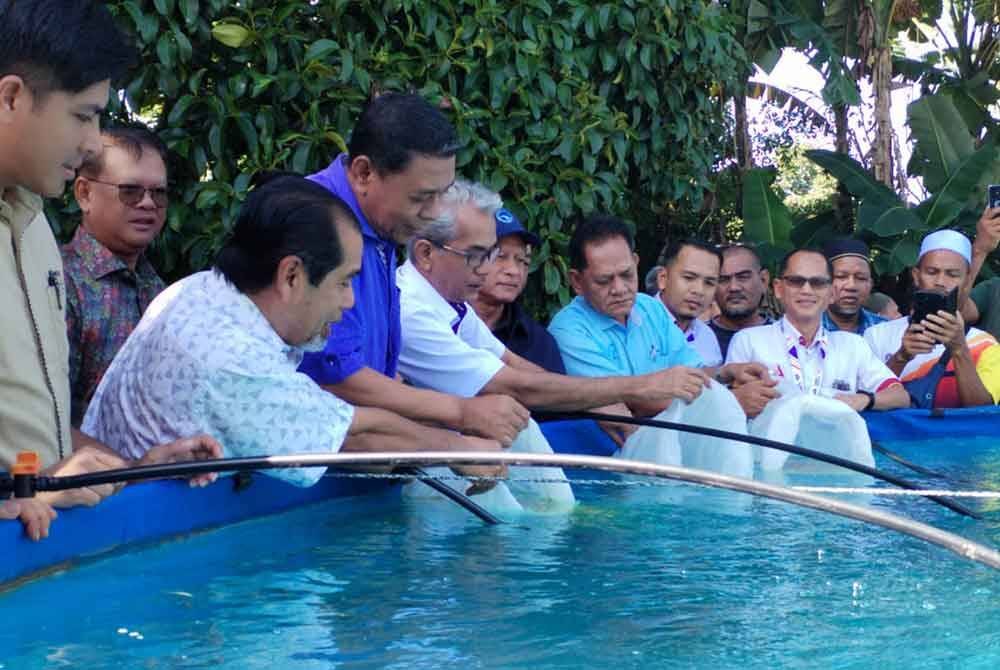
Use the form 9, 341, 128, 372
864, 229, 1000, 408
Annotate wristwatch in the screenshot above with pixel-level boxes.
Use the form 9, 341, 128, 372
858, 390, 876, 411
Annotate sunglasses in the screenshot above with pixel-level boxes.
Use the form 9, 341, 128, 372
85, 177, 169, 208
780, 275, 832, 289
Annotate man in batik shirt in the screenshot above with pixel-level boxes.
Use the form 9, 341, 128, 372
62, 125, 168, 425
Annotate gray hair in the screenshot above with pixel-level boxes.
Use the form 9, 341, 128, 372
406, 178, 503, 256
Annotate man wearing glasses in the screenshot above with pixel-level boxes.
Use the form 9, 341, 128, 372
63, 125, 169, 425
726, 249, 908, 413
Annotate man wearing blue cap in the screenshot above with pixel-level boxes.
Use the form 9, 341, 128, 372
865, 229, 1000, 408
821, 238, 886, 335
469, 208, 566, 374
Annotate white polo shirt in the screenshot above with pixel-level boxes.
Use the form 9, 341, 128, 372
659, 298, 723, 367
397, 260, 507, 397
726, 317, 898, 395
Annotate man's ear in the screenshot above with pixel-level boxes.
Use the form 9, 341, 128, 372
656, 266, 668, 292
348, 155, 376, 188
910, 265, 920, 287
569, 268, 584, 296
0, 75, 29, 121
760, 267, 771, 286
73, 177, 92, 215
274, 255, 305, 302
411, 239, 435, 270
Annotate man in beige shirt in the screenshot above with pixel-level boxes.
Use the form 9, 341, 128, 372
0, 1, 221, 541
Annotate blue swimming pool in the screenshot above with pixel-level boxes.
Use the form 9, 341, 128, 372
2, 439, 1000, 669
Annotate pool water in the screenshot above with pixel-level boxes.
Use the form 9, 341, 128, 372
3, 438, 1000, 669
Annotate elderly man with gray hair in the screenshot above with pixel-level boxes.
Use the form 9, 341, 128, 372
398, 180, 755, 494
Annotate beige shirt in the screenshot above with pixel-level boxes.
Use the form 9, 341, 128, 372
0, 187, 72, 469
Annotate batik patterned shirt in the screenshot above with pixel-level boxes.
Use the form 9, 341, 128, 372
82, 271, 355, 487
61, 226, 166, 426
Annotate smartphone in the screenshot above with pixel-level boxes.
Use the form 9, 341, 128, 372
989, 184, 1000, 210
911, 287, 958, 325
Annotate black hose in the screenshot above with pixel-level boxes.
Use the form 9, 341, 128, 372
532, 410, 982, 520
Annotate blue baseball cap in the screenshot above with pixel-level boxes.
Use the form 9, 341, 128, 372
494, 208, 540, 248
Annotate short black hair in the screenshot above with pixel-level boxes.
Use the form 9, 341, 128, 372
0, 0, 135, 98
215, 173, 360, 293
569, 214, 635, 271
718, 243, 763, 270
660, 238, 723, 268
79, 124, 169, 179
348, 92, 460, 175
777, 248, 833, 278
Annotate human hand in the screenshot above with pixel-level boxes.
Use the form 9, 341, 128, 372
834, 392, 869, 412
719, 362, 772, 387
591, 403, 638, 449
12, 498, 57, 542
644, 366, 710, 404
459, 394, 530, 447
900, 321, 936, 359
37, 448, 128, 509
731, 378, 780, 418
922, 310, 966, 353
139, 435, 224, 487
973, 207, 1000, 256
448, 435, 507, 495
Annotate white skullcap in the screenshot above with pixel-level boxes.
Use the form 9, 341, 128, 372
918, 229, 972, 265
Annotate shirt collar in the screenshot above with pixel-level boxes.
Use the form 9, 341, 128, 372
657, 298, 695, 339
0, 186, 43, 237
780, 316, 827, 349
495, 302, 530, 338
577, 295, 640, 331
309, 154, 388, 246
398, 260, 467, 327
66, 225, 158, 281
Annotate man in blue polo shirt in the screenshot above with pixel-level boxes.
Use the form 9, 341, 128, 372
549, 215, 768, 418
300, 93, 529, 446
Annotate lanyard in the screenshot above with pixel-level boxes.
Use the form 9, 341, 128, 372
781, 320, 826, 395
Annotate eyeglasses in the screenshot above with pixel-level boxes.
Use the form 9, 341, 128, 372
780, 275, 832, 289
84, 177, 168, 208
430, 240, 500, 269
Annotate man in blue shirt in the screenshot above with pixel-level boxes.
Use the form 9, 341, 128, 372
300, 93, 529, 446
549, 215, 767, 418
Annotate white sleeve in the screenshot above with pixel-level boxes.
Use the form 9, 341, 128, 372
863, 323, 892, 363
725, 330, 753, 365
398, 305, 504, 398
459, 307, 507, 358
853, 336, 899, 392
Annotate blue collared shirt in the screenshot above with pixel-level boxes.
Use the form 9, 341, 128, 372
298, 155, 401, 383
822, 307, 886, 335
548, 293, 702, 378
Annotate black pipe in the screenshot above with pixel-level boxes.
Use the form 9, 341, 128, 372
532, 410, 981, 520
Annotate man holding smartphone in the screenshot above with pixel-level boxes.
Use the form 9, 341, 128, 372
864, 230, 1000, 408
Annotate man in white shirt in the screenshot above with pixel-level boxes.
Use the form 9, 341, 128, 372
727, 249, 908, 412
656, 238, 723, 366
864, 230, 1000, 408
85, 175, 502, 489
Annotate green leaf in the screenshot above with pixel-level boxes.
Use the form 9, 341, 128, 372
304, 39, 340, 63
922, 142, 998, 230
908, 93, 976, 192
212, 23, 251, 48
543, 261, 561, 294
166, 94, 195, 126
805, 150, 899, 208
742, 168, 793, 248
236, 114, 258, 154
180, 0, 199, 27
172, 25, 193, 63
156, 33, 177, 68
857, 201, 925, 236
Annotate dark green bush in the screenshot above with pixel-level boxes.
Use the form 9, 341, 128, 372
51, 0, 746, 318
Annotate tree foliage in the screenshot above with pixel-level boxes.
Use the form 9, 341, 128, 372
48, 0, 747, 319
